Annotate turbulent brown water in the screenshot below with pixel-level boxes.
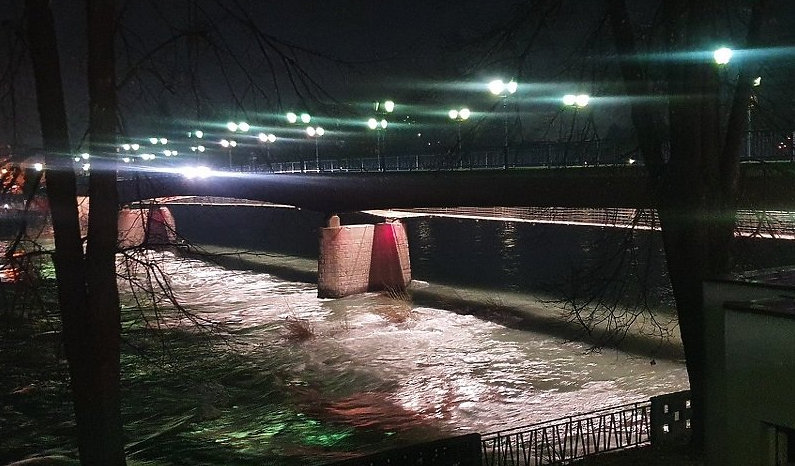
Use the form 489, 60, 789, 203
116, 244, 689, 463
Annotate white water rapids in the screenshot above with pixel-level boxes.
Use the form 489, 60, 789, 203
120, 248, 689, 441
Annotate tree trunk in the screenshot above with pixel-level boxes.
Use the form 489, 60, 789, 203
83, 0, 126, 465
26, 0, 126, 464
607, 0, 769, 453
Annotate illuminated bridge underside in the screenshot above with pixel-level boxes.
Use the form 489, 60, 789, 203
118, 164, 795, 214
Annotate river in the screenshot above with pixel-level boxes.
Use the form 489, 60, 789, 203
111, 204, 693, 463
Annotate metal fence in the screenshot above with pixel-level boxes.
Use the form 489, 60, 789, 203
480, 401, 652, 466
239, 131, 795, 174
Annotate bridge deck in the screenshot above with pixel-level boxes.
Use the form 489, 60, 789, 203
118, 163, 795, 213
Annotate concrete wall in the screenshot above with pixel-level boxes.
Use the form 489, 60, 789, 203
704, 275, 795, 466
724, 301, 795, 465
318, 218, 411, 298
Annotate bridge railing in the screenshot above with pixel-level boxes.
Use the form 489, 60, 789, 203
238, 131, 793, 174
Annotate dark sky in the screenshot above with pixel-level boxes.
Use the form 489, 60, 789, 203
6, 0, 795, 148
250, 0, 525, 104
260, 1, 519, 67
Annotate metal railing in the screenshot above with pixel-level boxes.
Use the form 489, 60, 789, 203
481, 400, 652, 466
233, 131, 795, 174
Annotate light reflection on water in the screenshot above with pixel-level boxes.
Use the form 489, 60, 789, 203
120, 250, 689, 439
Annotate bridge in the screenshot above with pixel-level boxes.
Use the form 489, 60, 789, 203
111, 153, 795, 298
119, 162, 795, 214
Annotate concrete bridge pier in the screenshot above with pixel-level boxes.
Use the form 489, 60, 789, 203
78, 197, 177, 249
117, 206, 177, 249
318, 215, 411, 298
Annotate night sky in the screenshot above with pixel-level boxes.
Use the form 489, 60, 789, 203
4, 1, 795, 149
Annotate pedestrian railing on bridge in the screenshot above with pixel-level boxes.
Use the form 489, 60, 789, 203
235, 131, 795, 174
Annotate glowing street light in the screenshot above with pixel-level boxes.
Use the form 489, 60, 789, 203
220, 139, 237, 167
713, 47, 733, 65
306, 126, 325, 171
448, 108, 471, 121
449, 107, 471, 160
306, 126, 324, 137
561, 93, 591, 165
562, 94, 590, 108
227, 121, 249, 132
371, 100, 395, 171
287, 112, 311, 124
374, 100, 395, 113
257, 133, 277, 168
747, 76, 762, 159
488, 79, 518, 168
258, 133, 276, 143
488, 79, 517, 96
367, 118, 388, 130
287, 112, 313, 172
368, 118, 389, 171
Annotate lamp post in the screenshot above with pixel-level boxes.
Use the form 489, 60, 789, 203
747, 76, 761, 159
287, 112, 311, 171
367, 117, 388, 171
220, 138, 238, 168
306, 126, 324, 171
188, 130, 205, 163
713, 47, 734, 159
224, 121, 249, 169
561, 94, 590, 165
488, 79, 517, 168
257, 133, 276, 165
371, 100, 394, 171
448, 107, 470, 165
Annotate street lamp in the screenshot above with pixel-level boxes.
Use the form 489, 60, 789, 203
287, 112, 311, 124
562, 94, 590, 108
367, 117, 388, 171
488, 79, 518, 168
258, 133, 276, 143
287, 112, 312, 171
224, 121, 249, 168
257, 133, 277, 171
747, 76, 761, 159
561, 93, 590, 165
371, 100, 395, 171
226, 121, 250, 132
448, 107, 471, 163
220, 138, 237, 168
306, 126, 324, 171
713, 47, 733, 65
